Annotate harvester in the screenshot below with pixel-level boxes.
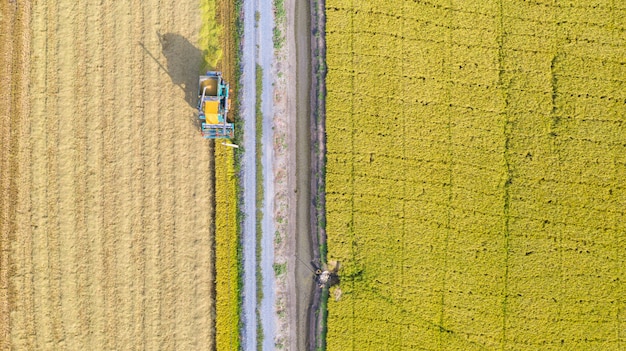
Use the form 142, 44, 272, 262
312, 260, 340, 289
197, 71, 234, 139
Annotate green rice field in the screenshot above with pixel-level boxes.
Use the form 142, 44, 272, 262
324, 0, 625, 349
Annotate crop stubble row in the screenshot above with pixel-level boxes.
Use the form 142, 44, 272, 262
0, 2, 31, 350
5, 0, 215, 349
325, 0, 625, 350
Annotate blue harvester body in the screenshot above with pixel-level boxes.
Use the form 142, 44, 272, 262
197, 71, 233, 139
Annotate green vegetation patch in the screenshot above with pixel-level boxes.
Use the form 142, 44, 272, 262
255, 63, 265, 351
273, 0, 286, 49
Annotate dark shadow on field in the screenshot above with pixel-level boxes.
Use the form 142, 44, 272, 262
138, 32, 204, 131
159, 32, 204, 106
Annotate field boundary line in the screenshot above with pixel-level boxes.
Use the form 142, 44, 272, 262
349, 0, 356, 349
496, 0, 513, 349
610, 3, 624, 348
399, 0, 406, 347
437, 4, 454, 349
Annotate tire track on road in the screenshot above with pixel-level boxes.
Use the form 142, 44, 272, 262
258, 0, 277, 345
241, 0, 258, 347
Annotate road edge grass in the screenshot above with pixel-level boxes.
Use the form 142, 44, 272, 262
269, 0, 291, 346
273, 0, 286, 49
254, 63, 264, 351
231, 1, 245, 351
309, 0, 328, 349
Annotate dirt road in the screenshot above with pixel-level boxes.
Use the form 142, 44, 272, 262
258, 0, 277, 348
240, 0, 258, 347
239, 0, 277, 348
4, 1, 217, 349
293, 0, 314, 349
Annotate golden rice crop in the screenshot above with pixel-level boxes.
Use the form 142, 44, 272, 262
203, 0, 240, 348
215, 145, 240, 351
325, 1, 625, 349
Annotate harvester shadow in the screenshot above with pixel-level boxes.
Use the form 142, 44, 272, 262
159, 32, 205, 132
139, 32, 204, 132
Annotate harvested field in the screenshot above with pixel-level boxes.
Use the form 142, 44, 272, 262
0, 1, 31, 350
325, 0, 626, 350
2, 0, 221, 349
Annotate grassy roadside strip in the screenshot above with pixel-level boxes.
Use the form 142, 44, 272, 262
254, 63, 264, 351
309, 0, 328, 349
230, 3, 244, 349
272, 0, 285, 49
316, 288, 329, 351
230, 1, 244, 350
